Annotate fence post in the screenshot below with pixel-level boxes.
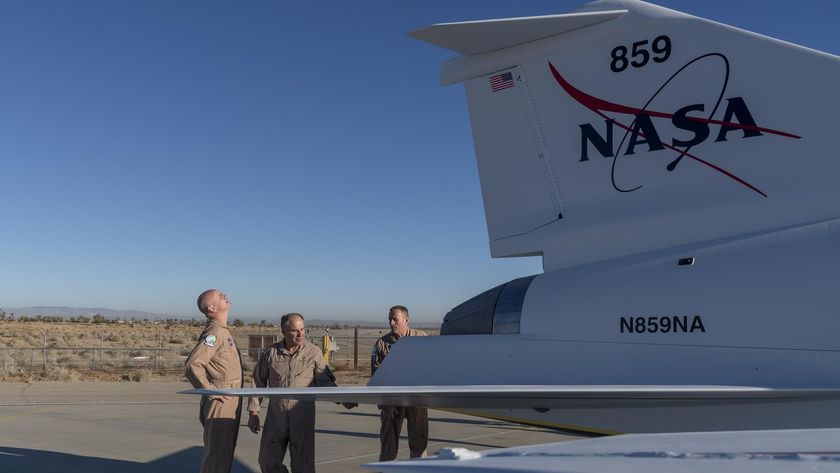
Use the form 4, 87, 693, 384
153, 331, 157, 372
42, 334, 47, 371
155, 332, 161, 372
353, 327, 358, 371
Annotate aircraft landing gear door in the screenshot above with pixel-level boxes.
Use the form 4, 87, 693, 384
465, 66, 564, 244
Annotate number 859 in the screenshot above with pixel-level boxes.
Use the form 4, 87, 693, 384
611, 35, 671, 72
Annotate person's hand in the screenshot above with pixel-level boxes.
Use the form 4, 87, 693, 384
248, 412, 261, 434
342, 402, 358, 410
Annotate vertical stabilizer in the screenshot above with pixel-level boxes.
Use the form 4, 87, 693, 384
411, 0, 839, 271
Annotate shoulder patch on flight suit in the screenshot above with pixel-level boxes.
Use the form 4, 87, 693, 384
227, 337, 234, 347
204, 335, 217, 347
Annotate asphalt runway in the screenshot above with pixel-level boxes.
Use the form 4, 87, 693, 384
0, 382, 574, 472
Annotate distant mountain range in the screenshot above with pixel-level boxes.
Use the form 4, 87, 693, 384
1, 306, 440, 328
4, 306, 175, 320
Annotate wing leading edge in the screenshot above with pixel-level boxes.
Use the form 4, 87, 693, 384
180, 385, 840, 409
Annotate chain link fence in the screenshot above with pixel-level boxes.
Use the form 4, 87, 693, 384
0, 330, 406, 377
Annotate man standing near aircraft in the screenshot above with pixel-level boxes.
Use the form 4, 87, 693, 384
185, 289, 243, 473
247, 313, 349, 473
372, 305, 429, 461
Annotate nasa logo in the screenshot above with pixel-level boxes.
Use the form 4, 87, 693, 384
548, 53, 801, 197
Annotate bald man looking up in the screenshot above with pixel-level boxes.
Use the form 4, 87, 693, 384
186, 289, 244, 473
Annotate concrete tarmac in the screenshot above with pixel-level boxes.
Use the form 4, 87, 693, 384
0, 382, 574, 472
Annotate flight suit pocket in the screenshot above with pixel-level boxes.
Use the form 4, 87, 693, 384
293, 358, 314, 384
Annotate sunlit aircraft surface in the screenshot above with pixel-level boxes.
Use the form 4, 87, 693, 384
186, 0, 840, 469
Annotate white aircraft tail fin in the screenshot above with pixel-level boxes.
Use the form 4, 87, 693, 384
411, 0, 837, 271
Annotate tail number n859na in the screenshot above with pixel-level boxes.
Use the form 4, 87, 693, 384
620, 315, 706, 334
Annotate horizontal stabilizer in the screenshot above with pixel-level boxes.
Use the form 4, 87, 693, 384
407, 10, 626, 55
180, 385, 840, 409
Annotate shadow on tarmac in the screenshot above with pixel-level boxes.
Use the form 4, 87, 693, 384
0, 446, 257, 473
337, 410, 521, 428
314, 429, 503, 449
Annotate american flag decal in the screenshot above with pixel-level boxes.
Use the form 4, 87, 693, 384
489, 72, 515, 92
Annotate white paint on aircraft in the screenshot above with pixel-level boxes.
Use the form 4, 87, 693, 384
364, 428, 840, 473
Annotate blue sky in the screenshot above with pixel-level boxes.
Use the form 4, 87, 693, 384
1, 1, 838, 321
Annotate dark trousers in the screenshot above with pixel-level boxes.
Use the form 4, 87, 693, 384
200, 396, 242, 473
379, 406, 429, 461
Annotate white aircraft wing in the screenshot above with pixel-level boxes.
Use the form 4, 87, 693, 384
179, 385, 840, 408
362, 428, 840, 473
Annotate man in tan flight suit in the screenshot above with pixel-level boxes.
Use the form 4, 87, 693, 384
185, 289, 244, 473
371, 305, 428, 461
247, 313, 351, 473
